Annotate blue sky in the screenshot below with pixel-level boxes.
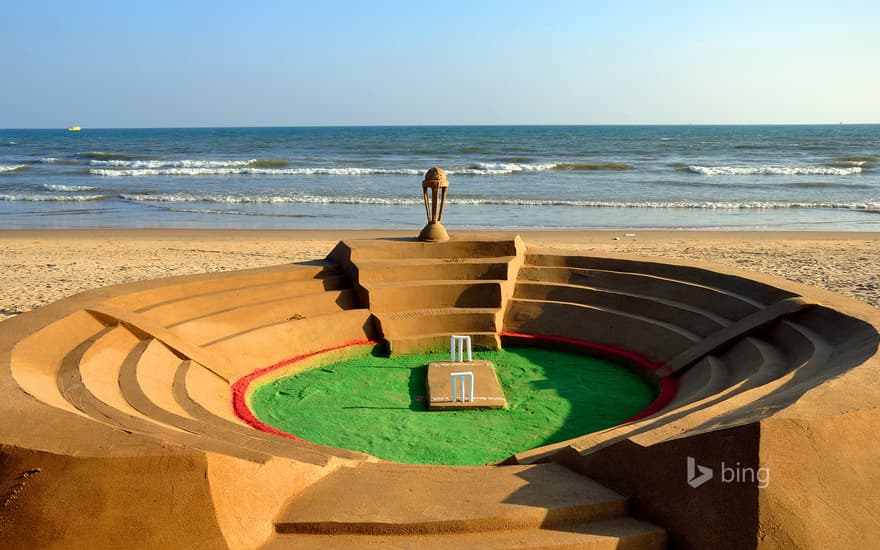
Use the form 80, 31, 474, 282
2, 0, 879, 127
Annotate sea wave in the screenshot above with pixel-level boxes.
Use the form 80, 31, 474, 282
0, 193, 108, 202
826, 160, 866, 168
842, 154, 879, 162
77, 151, 137, 160
658, 180, 874, 190
90, 159, 254, 168
41, 157, 82, 165
689, 165, 862, 176
89, 161, 595, 177
787, 181, 873, 189
89, 157, 290, 169
91, 166, 425, 177
553, 162, 635, 171
115, 192, 880, 210
39, 183, 99, 192
120, 193, 422, 205
464, 162, 557, 174
248, 159, 291, 168
4, 190, 879, 211
0, 164, 28, 174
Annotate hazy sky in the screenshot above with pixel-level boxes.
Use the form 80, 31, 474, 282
3, 0, 879, 128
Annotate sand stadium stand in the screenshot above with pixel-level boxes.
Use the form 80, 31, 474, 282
1, 235, 878, 549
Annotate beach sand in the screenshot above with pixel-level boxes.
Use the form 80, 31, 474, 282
1, 229, 878, 322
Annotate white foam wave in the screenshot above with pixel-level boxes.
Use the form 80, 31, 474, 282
689, 165, 862, 176
93, 166, 425, 177
0, 193, 107, 202
88, 159, 560, 177
116, 192, 880, 210
120, 193, 421, 205
90, 159, 255, 169
4, 190, 880, 211
0, 164, 28, 173
459, 162, 558, 175
40, 183, 99, 192
41, 157, 81, 165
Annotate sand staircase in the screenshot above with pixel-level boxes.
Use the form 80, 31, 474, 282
328, 236, 525, 354
263, 462, 666, 549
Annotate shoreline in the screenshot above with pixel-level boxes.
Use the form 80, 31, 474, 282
2, 227, 880, 238
2, 229, 878, 321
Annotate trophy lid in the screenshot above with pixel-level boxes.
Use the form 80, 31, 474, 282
422, 167, 449, 189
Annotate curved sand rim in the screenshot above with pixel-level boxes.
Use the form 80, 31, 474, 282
0, 234, 878, 549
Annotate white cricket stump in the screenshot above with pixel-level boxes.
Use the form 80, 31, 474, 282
450, 371, 475, 402
425, 335, 506, 410
450, 334, 472, 362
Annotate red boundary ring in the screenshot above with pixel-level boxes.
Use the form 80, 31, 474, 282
232, 334, 680, 440
231, 339, 378, 441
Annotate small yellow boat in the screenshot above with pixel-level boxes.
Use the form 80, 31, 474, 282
67, 126, 81, 131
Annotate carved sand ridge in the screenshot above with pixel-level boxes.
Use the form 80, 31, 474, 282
0, 235, 877, 549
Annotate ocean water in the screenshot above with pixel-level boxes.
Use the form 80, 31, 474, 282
1, 125, 878, 230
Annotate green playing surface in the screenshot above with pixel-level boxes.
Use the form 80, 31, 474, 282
250, 347, 656, 465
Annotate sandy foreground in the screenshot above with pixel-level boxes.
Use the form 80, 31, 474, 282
1, 229, 878, 322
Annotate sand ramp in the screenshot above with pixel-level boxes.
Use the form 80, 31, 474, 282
268, 462, 665, 549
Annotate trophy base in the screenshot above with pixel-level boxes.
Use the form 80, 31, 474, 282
418, 222, 450, 242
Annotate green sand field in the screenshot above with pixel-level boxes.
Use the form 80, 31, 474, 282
250, 347, 655, 465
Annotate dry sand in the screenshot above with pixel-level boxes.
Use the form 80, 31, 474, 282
1, 229, 877, 322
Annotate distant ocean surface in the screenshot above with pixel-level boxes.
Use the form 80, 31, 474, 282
1, 125, 878, 230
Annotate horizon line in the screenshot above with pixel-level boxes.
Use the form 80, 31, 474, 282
4, 122, 879, 131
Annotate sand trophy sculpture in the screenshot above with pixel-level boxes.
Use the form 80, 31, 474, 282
418, 166, 451, 242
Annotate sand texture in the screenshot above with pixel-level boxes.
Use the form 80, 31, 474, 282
1, 229, 878, 322
1, 231, 878, 549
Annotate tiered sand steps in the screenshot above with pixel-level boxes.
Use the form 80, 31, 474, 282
6, 261, 378, 467
497, 249, 880, 548
329, 237, 525, 355
264, 462, 666, 549
503, 251, 842, 463
505, 252, 872, 476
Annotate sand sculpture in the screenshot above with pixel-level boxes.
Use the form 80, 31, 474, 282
418, 166, 450, 242
0, 168, 878, 549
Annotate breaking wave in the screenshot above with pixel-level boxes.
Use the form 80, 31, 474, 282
0, 164, 28, 174
0, 193, 108, 202
689, 165, 862, 176
553, 162, 635, 171
90, 159, 255, 169
114, 193, 880, 210
41, 157, 82, 165
91, 166, 425, 177
463, 162, 557, 174
88, 160, 638, 177
39, 183, 99, 192
4, 191, 879, 211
